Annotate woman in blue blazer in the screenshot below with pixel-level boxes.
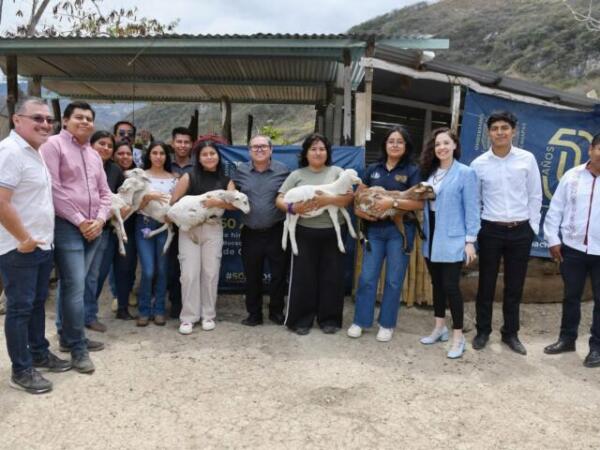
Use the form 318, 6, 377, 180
419, 128, 480, 359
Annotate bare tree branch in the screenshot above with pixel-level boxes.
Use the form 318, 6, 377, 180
27, 0, 52, 36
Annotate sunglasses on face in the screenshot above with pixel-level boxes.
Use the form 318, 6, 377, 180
118, 130, 135, 137
18, 114, 57, 125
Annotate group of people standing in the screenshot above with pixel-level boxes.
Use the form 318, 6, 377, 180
1, 98, 599, 396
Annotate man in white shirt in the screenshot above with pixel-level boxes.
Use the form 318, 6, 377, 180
0, 97, 71, 394
470, 111, 542, 355
543, 133, 600, 368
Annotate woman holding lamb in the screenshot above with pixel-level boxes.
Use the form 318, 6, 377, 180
276, 133, 354, 336
170, 141, 237, 335
418, 128, 479, 359
348, 126, 423, 342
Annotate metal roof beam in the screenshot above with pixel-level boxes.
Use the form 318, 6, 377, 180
42, 75, 327, 87
377, 38, 449, 49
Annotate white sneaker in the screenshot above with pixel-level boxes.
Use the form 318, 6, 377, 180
202, 319, 216, 331
179, 322, 193, 335
347, 324, 363, 338
111, 298, 118, 313
376, 327, 394, 342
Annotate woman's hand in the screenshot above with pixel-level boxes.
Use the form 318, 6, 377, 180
354, 208, 378, 222
373, 198, 393, 215
464, 243, 477, 266
293, 199, 320, 215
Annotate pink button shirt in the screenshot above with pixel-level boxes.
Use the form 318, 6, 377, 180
40, 129, 112, 227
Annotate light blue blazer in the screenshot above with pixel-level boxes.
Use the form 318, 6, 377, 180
422, 161, 480, 262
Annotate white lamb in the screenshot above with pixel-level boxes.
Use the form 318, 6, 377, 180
282, 168, 361, 255
110, 170, 150, 256
167, 190, 250, 243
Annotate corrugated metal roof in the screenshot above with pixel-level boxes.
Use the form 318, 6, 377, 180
0, 34, 447, 104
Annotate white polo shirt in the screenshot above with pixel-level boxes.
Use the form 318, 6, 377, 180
470, 146, 543, 234
544, 163, 600, 255
0, 130, 55, 255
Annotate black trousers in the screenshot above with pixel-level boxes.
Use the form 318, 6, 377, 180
240, 222, 288, 318
426, 210, 464, 329
559, 245, 600, 351
167, 226, 182, 317
476, 220, 534, 336
285, 225, 346, 330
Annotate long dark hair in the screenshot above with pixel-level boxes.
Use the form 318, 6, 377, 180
191, 140, 225, 176
420, 127, 461, 179
143, 141, 172, 172
380, 126, 414, 166
299, 133, 332, 168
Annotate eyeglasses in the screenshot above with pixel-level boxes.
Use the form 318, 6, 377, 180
250, 144, 270, 152
18, 114, 57, 125
118, 130, 135, 137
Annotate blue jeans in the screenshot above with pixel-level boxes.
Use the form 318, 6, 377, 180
135, 215, 168, 317
353, 222, 413, 329
81, 227, 112, 325
0, 248, 53, 375
54, 217, 102, 356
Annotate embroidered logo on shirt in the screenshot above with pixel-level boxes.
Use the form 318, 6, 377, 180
395, 175, 407, 183
371, 172, 381, 179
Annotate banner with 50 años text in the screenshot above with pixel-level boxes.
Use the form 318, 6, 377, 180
460, 90, 600, 257
216, 145, 365, 292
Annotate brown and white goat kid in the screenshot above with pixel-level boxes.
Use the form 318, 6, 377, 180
354, 182, 436, 252
282, 168, 362, 255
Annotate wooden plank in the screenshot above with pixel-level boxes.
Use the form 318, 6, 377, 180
6, 55, 18, 129
354, 92, 366, 146
333, 93, 342, 145
343, 52, 352, 144
450, 84, 462, 135
27, 75, 42, 97
220, 96, 232, 144
246, 114, 254, 144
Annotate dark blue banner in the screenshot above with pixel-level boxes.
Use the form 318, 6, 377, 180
216, 145, 365, 292
460, 90, 600, 257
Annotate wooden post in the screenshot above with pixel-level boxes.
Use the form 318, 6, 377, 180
246, 114, 254, 144
423, 109, 432, 146
27, 75, 42, 97
450, 84, 462, 135
6, 55, 18, 129
220, 96, 232, 144
342, 50, 352, 145
314, 105, 326, 133
354, 92, 366, 146
364, 37, 375, 142
333, 94, 343, 145
187, 109, 199, 142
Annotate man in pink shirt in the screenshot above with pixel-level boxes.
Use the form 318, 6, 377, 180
41, 101, 112, 374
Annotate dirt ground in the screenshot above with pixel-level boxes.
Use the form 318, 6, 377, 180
0, 288, 599, 450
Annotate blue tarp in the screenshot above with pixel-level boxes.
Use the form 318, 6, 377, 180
460, 90, 600, 257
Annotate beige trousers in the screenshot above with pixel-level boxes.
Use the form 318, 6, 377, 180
178, 222, 223, 323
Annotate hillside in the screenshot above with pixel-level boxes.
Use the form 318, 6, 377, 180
351, 0, 600, 93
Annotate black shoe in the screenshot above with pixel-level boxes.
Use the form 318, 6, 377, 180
33, 351, 72, 373
322, 325, 340, 334
295, 327, 310, 336
10, 368, 52, 394
241, 315, 263, 326
472, 333, 489, 350
544, 339, 576, 355
72, 353, 95, 374
268, 312, 285, 325
59, 339, 104, 353
502, 335, 527, 355
583, 349, 600, 368
115, 309, 135, 320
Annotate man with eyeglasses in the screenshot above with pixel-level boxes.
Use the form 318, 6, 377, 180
232, 135, 290, 326
0, 97, 71, 394
41, 101, 112, 374
113, 120, 141, 167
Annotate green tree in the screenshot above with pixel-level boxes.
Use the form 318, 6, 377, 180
1, 0, 178, 37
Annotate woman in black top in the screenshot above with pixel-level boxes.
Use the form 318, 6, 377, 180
170, 141, 237, 335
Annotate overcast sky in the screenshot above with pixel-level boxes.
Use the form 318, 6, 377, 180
0, 0, 428, 35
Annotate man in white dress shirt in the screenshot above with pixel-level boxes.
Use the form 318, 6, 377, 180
543, 133, 600, 368
470, 111, 542, 355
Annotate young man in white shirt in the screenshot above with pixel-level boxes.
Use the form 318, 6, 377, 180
543, 133, 600, 368
470, 111, 542, 355
0, 98, 71, 394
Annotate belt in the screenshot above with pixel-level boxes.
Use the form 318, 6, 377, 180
484, 219, 528, 228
